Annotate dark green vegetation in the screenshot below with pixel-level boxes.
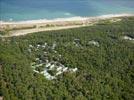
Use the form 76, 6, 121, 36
10, 25, 37, 31
0, 31, 6, 35
0, 17, 134, 100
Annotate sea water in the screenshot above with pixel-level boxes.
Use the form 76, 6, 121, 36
0, 0, 134, 21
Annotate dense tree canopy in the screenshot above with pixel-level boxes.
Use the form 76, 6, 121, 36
0, 17, 134, 100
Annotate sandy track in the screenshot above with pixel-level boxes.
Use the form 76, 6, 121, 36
8, 25, 87, 37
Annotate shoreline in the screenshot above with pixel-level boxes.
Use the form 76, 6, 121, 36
0, 13, 134, 25
0, 13, 134, 37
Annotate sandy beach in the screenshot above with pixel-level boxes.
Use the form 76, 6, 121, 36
1, 13, 134, 25
0, 13, 134, 37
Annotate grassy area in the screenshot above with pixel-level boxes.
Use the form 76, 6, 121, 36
0, 31, 5, 35
0, 31, 8, 36
9, 25, 37, 31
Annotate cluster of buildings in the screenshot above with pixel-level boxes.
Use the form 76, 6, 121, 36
28, 42, 49, 52
27, 39, 100, 80
28, 34, 134, 80
31, 58, 78, 80
28, 42, 78, 80
73, 38, 100, 47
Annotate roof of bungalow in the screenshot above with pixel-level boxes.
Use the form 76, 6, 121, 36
49, 64, 55, 70
46, 63, 51, 68
29, 44, 34, 48
52, 42, 57, 49
88, 40, 99, 47
56, 66, 63, 71
56, 71, 63, 76
123, 36, 134, 41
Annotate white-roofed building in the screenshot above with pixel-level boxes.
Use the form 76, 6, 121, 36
33, 70, 40, 73
46, 63, 51, 68
62, 67, 68, 72
56, 71, 63, 76
123, 36, 134, 41
72, 68, 78, 72
88, 40, 99, 47
52, 43, 57, 49
50, 64, 55, 70
57, 67, 62, 71
29, 44, 34, 48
